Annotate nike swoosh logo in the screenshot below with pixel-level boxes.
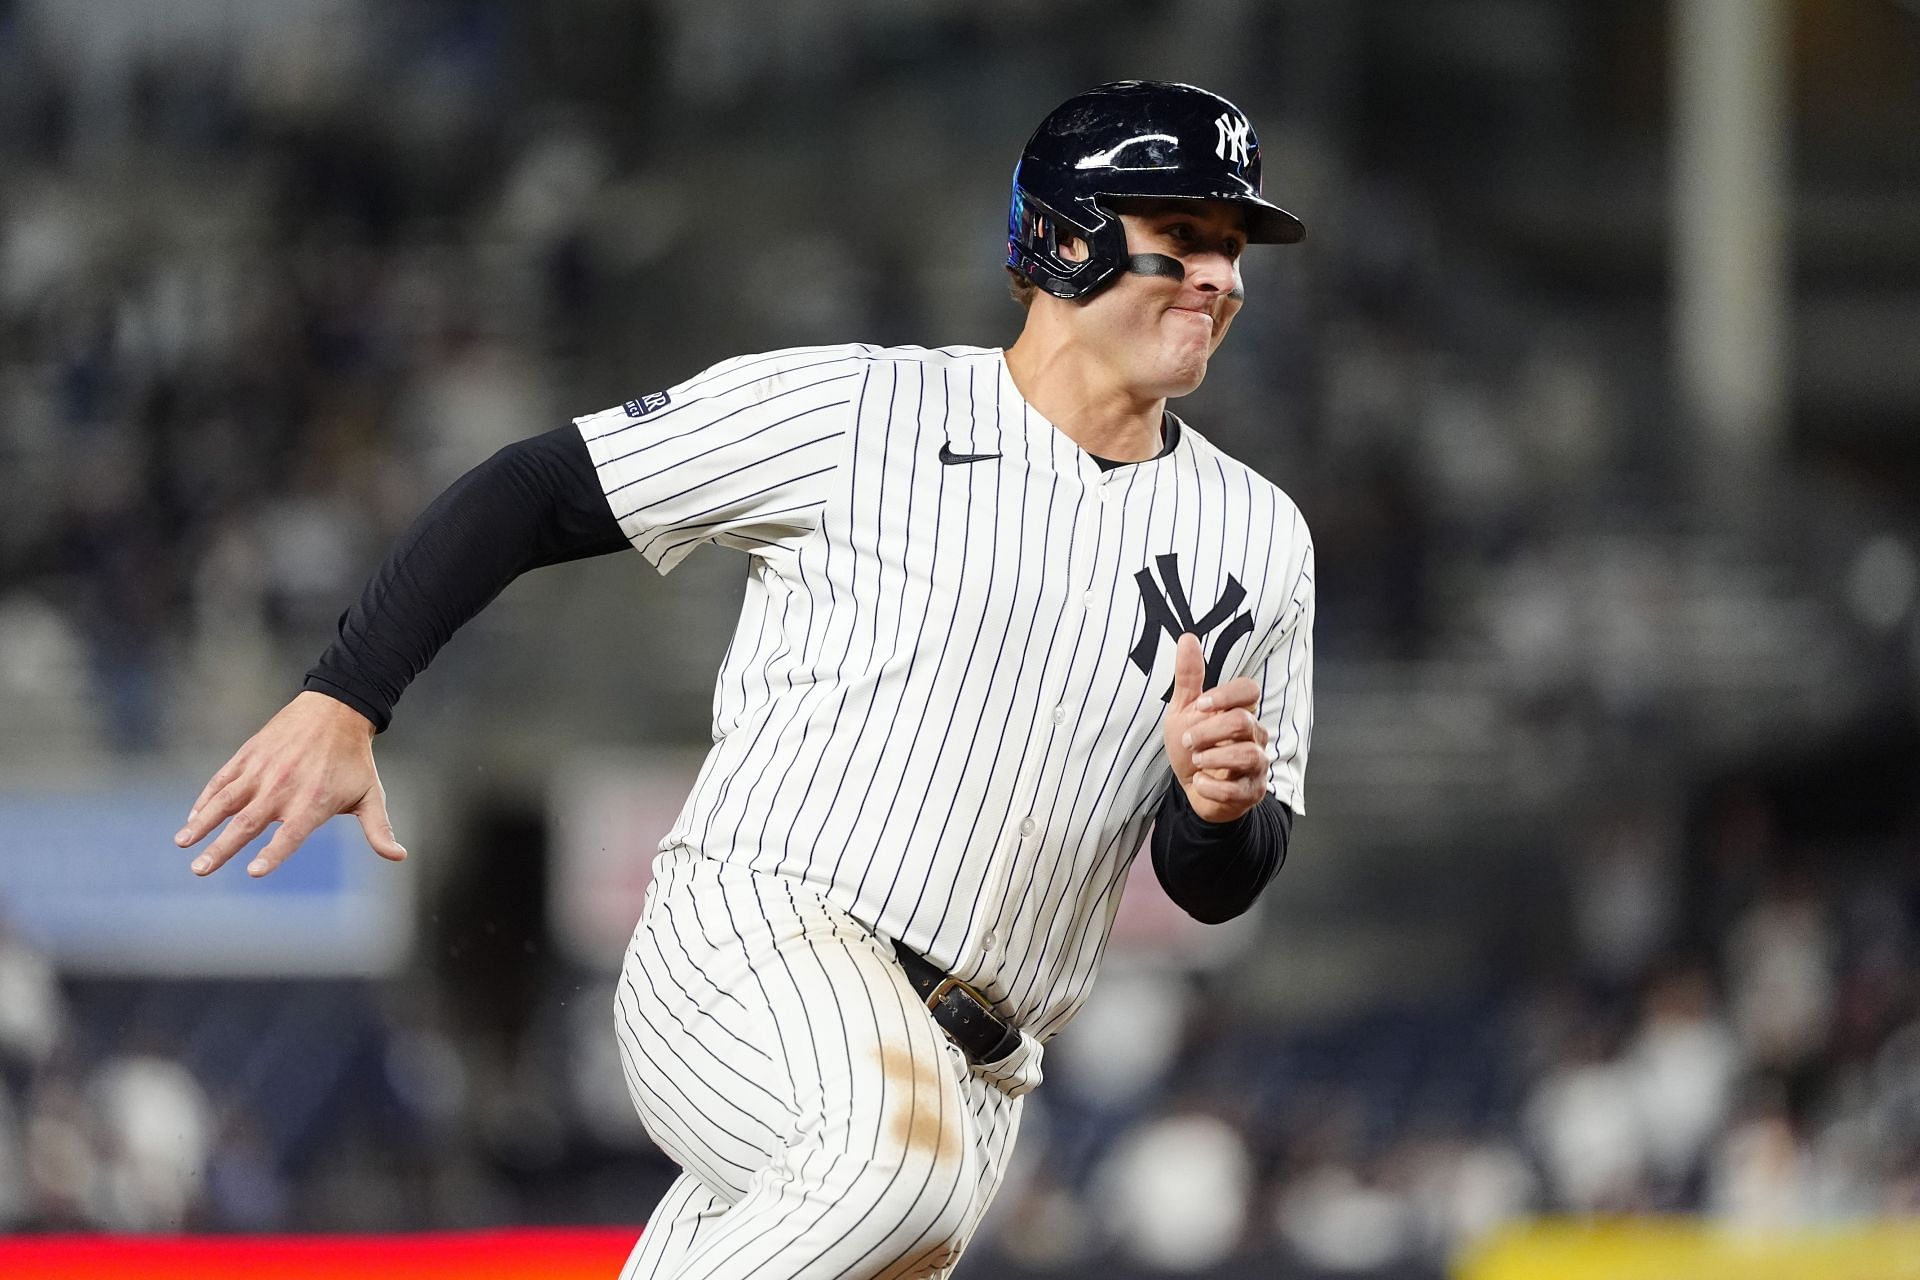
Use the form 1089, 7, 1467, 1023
939, 444, 1002, 466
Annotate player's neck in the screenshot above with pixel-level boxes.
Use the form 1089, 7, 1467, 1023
1003, 329, 1167, 463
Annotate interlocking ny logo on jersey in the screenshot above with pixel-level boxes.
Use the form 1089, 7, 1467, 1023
1213, 112, 1252, 167
624, 390, 671, 418
1130, 552, 1256, 701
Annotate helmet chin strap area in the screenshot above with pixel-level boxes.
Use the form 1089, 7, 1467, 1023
1122, 253, 1245, 300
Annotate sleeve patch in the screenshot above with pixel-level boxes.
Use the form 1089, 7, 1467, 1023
624, 391, 672, 418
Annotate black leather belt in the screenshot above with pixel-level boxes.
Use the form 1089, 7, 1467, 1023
892, 940, 1023, 1067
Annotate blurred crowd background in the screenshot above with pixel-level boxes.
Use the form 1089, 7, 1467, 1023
2, 1, 1918, 1277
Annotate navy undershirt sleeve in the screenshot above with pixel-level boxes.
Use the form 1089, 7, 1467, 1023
1151, 781, 1293, 924
302, 425, 629, 731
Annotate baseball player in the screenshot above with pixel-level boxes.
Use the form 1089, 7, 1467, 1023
176, 81, 1314, 1279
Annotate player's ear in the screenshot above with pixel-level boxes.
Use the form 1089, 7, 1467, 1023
1059, 232, 1089, 264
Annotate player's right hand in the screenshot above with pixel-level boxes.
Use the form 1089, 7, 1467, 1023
174, 691, 407, 879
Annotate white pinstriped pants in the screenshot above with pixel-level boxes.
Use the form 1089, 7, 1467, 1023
613, 848, 1024, 1280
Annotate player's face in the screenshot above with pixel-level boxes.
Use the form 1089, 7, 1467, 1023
1074, 199, 1249, 398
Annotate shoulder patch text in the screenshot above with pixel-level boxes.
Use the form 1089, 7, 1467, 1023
625, 391, 672, 418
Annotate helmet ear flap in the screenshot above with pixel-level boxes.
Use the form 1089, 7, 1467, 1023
1008, 186, 1128, 300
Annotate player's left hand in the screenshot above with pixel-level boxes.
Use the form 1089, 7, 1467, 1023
1163, 632, 1272, 823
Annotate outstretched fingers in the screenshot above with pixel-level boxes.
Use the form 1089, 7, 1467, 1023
246, 802, 335, 877
188, 802, 275, 876
177, 758, 250, 849
189, 753, 245, 821
177, 692, 394, 879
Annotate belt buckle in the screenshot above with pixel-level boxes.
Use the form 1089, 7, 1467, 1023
925, 973, 985, 1013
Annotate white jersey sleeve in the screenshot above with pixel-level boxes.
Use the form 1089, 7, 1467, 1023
1251, 518, 1315, 815
572, 345, 869, 574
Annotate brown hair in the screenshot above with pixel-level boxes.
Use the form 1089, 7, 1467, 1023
1006, 268, 1037, 309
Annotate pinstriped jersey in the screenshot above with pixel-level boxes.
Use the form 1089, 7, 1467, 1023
574, 343, 1314, 1042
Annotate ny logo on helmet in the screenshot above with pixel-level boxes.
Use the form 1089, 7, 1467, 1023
1213, 112, 1252, 167
1130, 552, 1256, 701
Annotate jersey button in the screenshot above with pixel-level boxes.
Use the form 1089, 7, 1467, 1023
1082, 591, 1097, 609
1051, 705, 1066, 724
982, 932, 998, 951
1017, 817, 1036, 836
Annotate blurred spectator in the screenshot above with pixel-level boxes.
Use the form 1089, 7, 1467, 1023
0, 916, 64, 1083
1709, 1088, 1812, 1230
1869, 1019, 1920, 1213
1727, 877, 1837, 1073
1401, 1136, 1536, 1263
1274, 1157, 1413, 1274
1621, 967, 1741, 1201
1097, 1110, 1255, 1272
1523, 1022, 1645, 1213
1045, 964, 1191, 1110
23, 1074, 97, 1228
1568, 806, 1681, 991
90, 1052, 214, 1230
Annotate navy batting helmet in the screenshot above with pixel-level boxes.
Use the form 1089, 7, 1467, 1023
1007, 81, 1305, 301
